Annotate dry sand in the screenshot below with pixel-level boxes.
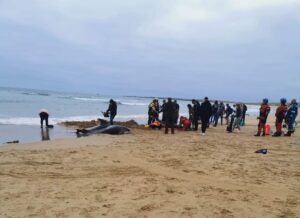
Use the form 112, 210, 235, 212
0, 116, 299, 218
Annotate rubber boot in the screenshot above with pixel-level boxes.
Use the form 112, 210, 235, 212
284, 131, 292, 137
272, 132, 281, 137
254, 132, 260, 136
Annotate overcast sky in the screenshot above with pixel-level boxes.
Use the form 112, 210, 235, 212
0, 0, 299, 102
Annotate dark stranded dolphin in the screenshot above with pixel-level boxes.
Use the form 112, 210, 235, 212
76, 124, 130, 136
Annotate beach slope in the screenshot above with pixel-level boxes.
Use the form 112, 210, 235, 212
0, 117, 299, 218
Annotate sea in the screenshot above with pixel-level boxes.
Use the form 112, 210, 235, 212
0, 87, 262, 144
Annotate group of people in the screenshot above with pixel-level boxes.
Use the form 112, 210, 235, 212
255, 98, 298, 137
148, 97, 235, 135
39, 97, 298, 137
147, 97, 298, 137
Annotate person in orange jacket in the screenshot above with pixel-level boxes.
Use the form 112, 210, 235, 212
254, 98, 271, 136
273, 98, 288, 137
179, 116, 191, 131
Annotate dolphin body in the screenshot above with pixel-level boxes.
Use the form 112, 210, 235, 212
76, 124, 130, 136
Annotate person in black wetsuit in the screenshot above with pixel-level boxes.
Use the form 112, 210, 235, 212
200, 97, 212, 135
164, 98, 175, 134
106, 99, 117, 125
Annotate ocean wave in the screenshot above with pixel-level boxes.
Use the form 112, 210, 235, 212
57, 96, 74, 100
0, 100, 27, 103
0, 114, 148, 125
73, 97, 109, 102
72, 97, 147, 106
22, 92, 50, 96
120, 102, 148, 106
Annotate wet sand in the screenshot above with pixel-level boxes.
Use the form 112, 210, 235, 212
0, 116, 299, 218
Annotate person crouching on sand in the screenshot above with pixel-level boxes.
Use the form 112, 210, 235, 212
254, 98, 271, 136
39, 109, 49, 128
273, 98, 288, 137
179, 116, 191, 131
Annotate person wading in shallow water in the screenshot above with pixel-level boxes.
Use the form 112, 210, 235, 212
106, 99, 117, 125
39, 109, 49, 128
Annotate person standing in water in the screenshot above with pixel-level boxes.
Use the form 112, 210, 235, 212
106, 99, 117, 125
39, 109, 49, 128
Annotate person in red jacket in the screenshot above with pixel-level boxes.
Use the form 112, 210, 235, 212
179, 116, 191, 131
254, 98, 271, 136
273, 98, 288, 137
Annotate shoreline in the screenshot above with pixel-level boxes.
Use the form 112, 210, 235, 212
0, 115, 295, 145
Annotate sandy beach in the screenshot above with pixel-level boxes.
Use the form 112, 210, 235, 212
0, 116, 299, 218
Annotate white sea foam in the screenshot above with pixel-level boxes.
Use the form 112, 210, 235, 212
72, 97, 147, 106
0, 114, 149, 125
0, 117, 42, 125
73, 97, 109, 102
121, 102, 148, 106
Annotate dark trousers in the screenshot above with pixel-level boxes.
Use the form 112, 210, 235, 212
201, 117, 209, 133
288, 117, 296, 132
165, 117, 174, 134
39, 112, 49, 127
275, 119, 283, 134
110, 114, 116, 125
194, 117, 199, 130
258, 119, 267, 134
214, 114, 219, 126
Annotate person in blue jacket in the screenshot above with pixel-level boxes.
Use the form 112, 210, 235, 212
284, 99, 298, 136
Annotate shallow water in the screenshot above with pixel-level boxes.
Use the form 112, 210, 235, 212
0, 124, 74, 144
